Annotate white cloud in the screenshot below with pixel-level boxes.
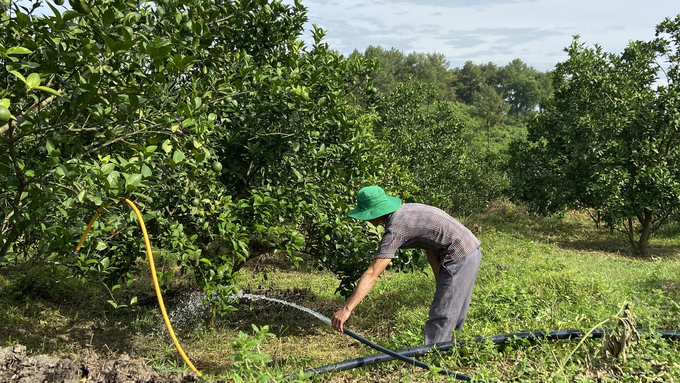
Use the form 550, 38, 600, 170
287, 0, 680, 71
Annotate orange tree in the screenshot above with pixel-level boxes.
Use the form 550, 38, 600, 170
0, 0, 411, 305
508, 16, 680, 256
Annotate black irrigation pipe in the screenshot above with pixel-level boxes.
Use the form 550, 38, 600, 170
341, 327, 475, 381
289, 328, 680, 381
235, 293, 473, 381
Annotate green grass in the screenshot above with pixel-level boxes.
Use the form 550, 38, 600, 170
463, 115, 529, 153
224, 203, 680, 382
1, 203, 679, 382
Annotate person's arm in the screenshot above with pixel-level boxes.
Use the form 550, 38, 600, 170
331, 258, 391, 332
425, 249, 440, 283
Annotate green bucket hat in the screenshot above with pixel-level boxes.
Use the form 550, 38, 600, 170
348, 186, 402, 221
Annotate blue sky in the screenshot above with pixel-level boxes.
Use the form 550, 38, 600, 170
286, 0, 680, 72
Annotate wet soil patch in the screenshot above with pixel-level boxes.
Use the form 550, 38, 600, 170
0, 344, 200, 383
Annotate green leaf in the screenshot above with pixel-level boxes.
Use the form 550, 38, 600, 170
46, 140, 55, 155
62, 11, 83, 22
6, 47, 33, 55
122, 26, 134, 41
33, 85, 60, 96
0, 99, 9, 108
172, 150, 185, 164
9, 70, 27, 85
26, 73, 41, 89
181, 118, 195, 128
124, 173, 143, 190
141, 164, 152, 177
131, 192, 152, 203
96, 241, 108, 251
101, 163, 115, 175
102, 8, 116, 27
106, 171, 120, 189
161, 139, 173, 153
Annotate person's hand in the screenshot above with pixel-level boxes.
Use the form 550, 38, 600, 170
331, 307, 351, 332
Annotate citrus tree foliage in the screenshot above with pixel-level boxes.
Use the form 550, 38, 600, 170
508, 16, 680, 256
372, 79, 506, 216
0, 0, 405, 302
205, 26, 415, 298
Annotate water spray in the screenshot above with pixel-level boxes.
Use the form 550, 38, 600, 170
236, 292, 476, 381
76, 198, 202, 377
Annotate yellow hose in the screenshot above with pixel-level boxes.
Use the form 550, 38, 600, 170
75, 197, 202, 377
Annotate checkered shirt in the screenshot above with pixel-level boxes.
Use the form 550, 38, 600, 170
374, 203, 480, 263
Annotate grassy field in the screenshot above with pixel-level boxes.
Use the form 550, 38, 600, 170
463, 115, 529, 154
1, 202, 679, 382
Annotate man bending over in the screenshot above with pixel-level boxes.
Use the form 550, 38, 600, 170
331, 186, 482, 345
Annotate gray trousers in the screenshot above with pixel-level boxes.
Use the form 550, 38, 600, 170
424, 248, 481, 345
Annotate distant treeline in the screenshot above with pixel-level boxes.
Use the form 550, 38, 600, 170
355, 46, 553, 116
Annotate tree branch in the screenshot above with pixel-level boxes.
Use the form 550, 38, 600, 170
42, 128, 172, 179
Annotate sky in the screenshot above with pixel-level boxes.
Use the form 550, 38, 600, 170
284, 0, 680, 72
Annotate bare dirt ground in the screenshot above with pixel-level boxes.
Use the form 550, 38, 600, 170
0, 344, 200, 383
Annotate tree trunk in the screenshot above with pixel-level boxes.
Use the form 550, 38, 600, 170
487, 120, 490, 150
624, 217, 636, 251
0, 183, 26, 260
626, 211, 654, 256
636, 210, 653, 257
585, 208, 601, 229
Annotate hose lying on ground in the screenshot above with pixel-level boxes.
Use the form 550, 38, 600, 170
76, 198, 202, 377
341, 327, 475, 381
295, 328, 680, 379
237, 293, 477, 381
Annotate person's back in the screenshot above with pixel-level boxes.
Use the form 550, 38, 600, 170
376, 203, 480, 263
